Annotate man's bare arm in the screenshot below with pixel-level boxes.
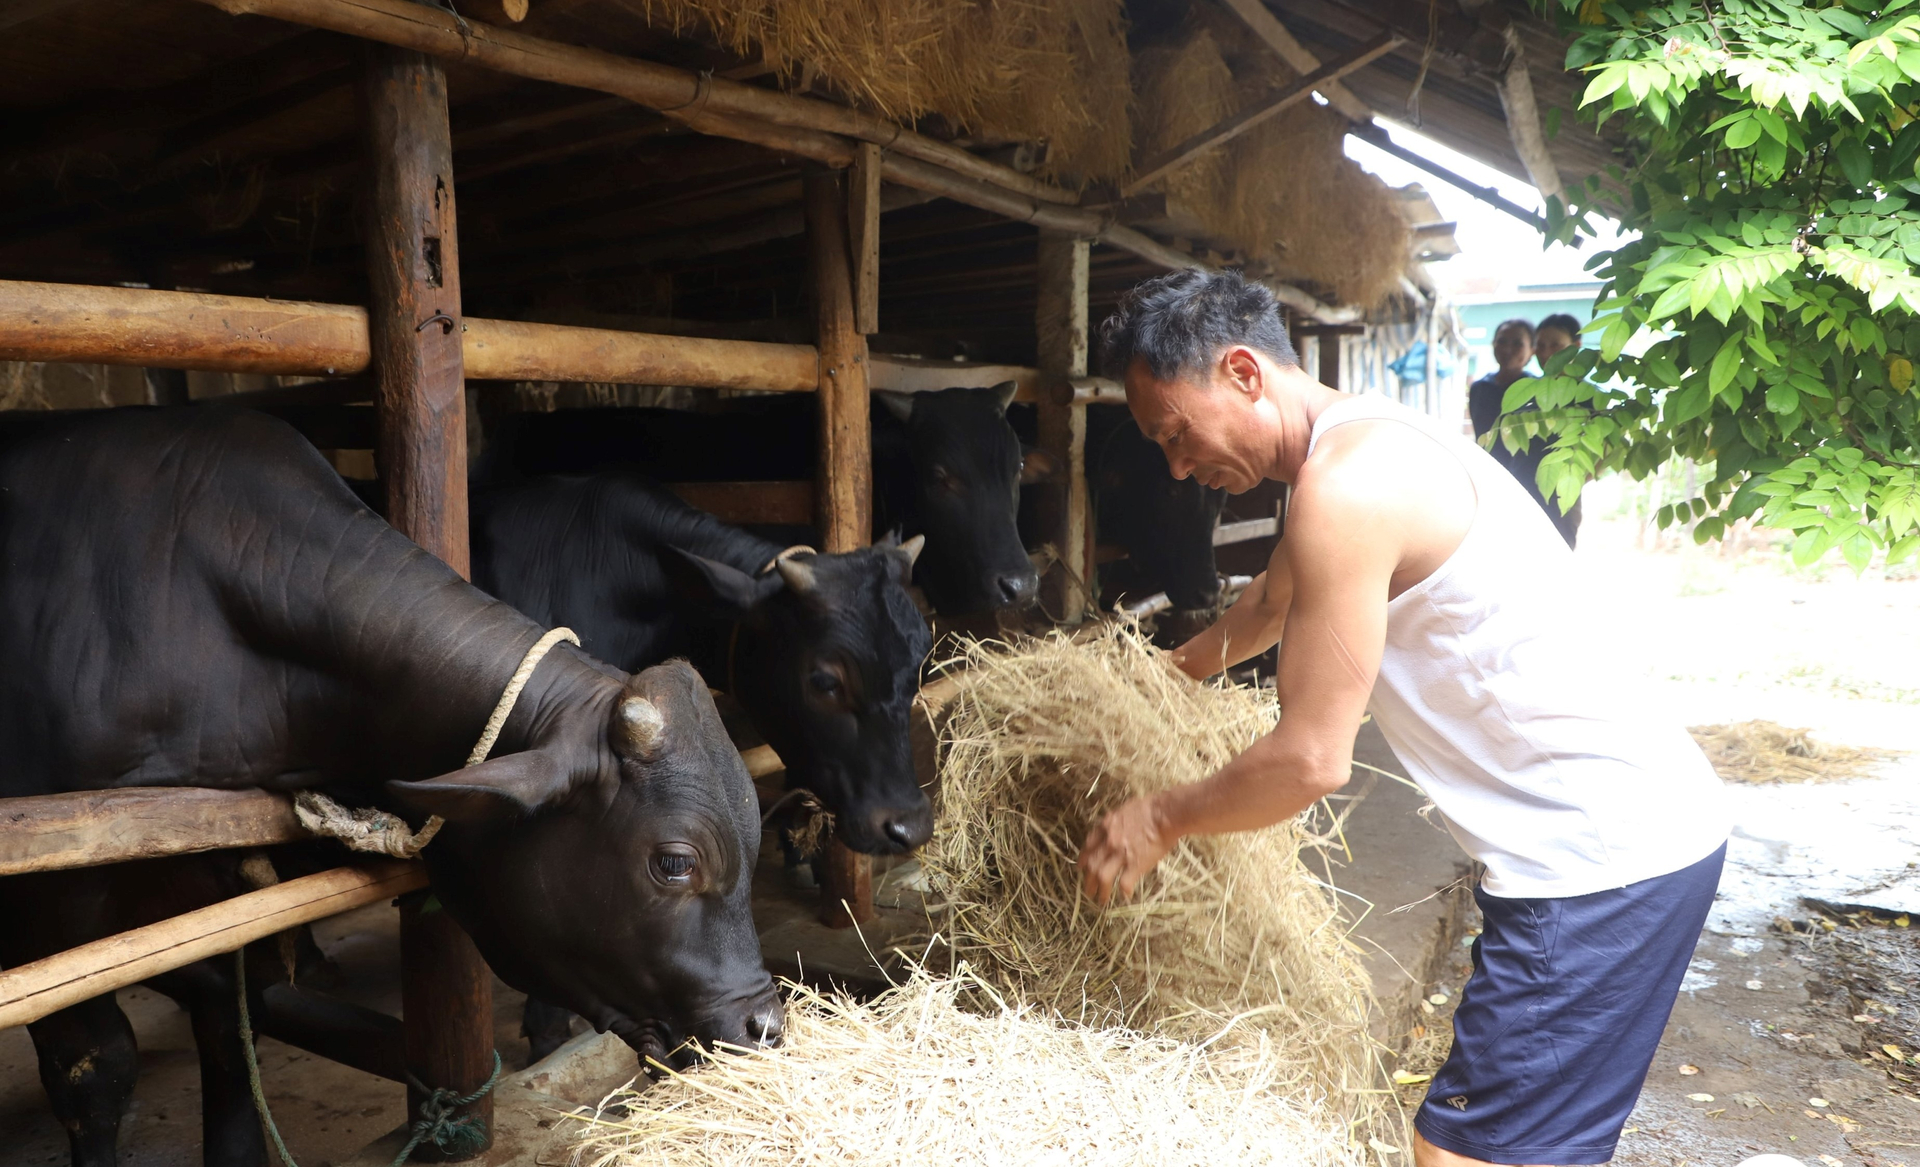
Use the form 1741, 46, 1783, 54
1169, 538, 1297, 679
1080, 438, 1403, 901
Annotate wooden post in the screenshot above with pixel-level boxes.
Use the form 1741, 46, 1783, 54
1318, 331, 1340, 391
362, 39, 493, 1159
1035, 230, 1091, 623
848, 142, 881, 337
805, 168, 877, 929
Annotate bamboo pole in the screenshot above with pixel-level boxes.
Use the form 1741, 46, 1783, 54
190, 0, 1075, 206
0, 862, 427, 1033
1035, 230, 1091, 624
0, 788, 305, 879
0, 280, 818, 390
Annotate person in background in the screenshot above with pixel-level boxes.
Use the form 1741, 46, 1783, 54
1467, 318, 1580, 548
1534, 313, 1582, 367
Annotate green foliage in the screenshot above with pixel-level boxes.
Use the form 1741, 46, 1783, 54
1510, 0, 1920, 568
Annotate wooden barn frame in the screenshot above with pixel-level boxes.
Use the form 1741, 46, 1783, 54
0, 0, 1620, 1157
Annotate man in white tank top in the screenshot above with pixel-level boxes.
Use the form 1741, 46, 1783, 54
1078, 271, 1729, 1167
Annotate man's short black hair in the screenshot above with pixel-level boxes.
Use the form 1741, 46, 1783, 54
1536, 313, 1582, 341
1096, 269, 1300, 381
1495, 317, 1535, 342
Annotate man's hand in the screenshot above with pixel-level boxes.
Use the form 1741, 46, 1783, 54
1079, 794, 1177, 905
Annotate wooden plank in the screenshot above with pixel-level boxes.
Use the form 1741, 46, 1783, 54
848, 143, 881, 337
805, 168, 876, 932
1034, 230, 1091, 624
362, 40, 493, 1155
0, 788, 304, 879
1215, 0, 1373, 122
1213, 517, 1278, 546
1123, 32, 1402, 197
664, 481, 814, 526
0, 863, 426, 1032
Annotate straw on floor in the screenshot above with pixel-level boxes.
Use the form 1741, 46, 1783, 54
566, 970, 1366, 1167
1689, 719, 1899, 784
914, 622, 1382, 1132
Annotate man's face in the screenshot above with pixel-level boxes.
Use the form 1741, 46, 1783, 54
1124, 349, 1267, 494
1534, 326, 1575, 365
1492, 324, 1533, 374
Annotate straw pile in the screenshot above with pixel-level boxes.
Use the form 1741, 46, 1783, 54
1689, 720, 1899, 784
1131, 31, 1410, 308
916, 622, 1381, 1127
567, 970, 1366, 1167
628, 0, 1133, 180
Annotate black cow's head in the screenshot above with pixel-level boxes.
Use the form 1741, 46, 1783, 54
1098, 419, 1228, 612
387, 659, 779, 1068
668, 537, 934, 855
876, 385, 1041, 615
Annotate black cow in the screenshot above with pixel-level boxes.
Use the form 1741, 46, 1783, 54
476, 385, 1040, 616
0, 408, 779, 1167
1088, 404, 1228, 613
470, 472, 934, 856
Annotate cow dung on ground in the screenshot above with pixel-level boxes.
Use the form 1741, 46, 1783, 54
570, 623, 1386, 1164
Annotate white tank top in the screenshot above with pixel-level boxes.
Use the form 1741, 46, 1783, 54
1306, 394, 1729, 898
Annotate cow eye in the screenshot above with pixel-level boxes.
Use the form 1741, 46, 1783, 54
652, 847, 697, 886
809, 669, 841, 696
931, 465, 962, 494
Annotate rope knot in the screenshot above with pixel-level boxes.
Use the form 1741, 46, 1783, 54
395, 1051, 503, 1166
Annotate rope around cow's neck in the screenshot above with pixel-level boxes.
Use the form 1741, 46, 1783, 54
291, 627, 580, 858
240, 626, 576, 1165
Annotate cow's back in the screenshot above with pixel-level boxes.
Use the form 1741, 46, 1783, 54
0, 407, 473, 799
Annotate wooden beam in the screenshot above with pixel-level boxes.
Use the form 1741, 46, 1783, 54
1123, 32, 1402, 198
1493, 24, 1565, 203
192, 0, 1075, 207
0, 788, 304, 879
1215, 0, 1373, 123
0, 862, 427, 1032
848, 143, 882, 337
1213, 517, 1279, 546
1345, 121, 1548, 231
362, 40, 493, 1154
665, 481, 813, 526
1035, 230, 1091, 624
805, 168, 876, 931
256, 983, 408, 1083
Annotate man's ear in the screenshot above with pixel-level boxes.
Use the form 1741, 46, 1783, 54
387, 752, 572, 823
661, 547, 781, 613
1224, 346, 1264, 400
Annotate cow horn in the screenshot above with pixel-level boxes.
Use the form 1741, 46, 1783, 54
897, 533, 925, 568
775, 554, 818, 595
615, 694, 666, 757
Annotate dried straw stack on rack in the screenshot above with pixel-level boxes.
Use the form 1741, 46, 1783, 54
627, 0, 1134, 180
567, 623, 1385, 1165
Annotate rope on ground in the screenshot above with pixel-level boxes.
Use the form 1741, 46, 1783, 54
392, 1051, 504, 1167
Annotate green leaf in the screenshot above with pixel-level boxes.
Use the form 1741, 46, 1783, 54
1766, 381, 1801, 413
1709, 336, 1744, 396
1837, 137, 1875, 188
1726, 117, 1764, 149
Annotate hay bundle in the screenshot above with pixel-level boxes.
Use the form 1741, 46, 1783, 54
567, 971, 1365, 1167
628, 0, 1132, 181
917, 623, 1380, 1126
1690, 720, 1899, 783
1130, 32, 1410, 308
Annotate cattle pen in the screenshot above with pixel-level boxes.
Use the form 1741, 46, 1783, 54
0, 0, 1583, 1162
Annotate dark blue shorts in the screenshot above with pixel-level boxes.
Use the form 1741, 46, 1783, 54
1415, 844, 1726, 1165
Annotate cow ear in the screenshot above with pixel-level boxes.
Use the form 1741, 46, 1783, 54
387, 752, 572, 823
662, 547, 780, 614
991, 380, 1019, 413
874, 391, 916, 422
1019, 447, 1058, 485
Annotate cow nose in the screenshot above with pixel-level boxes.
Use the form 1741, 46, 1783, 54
884, 819, 917, 849
997, 570, 1039, 608
746, 1001, 784, 1048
